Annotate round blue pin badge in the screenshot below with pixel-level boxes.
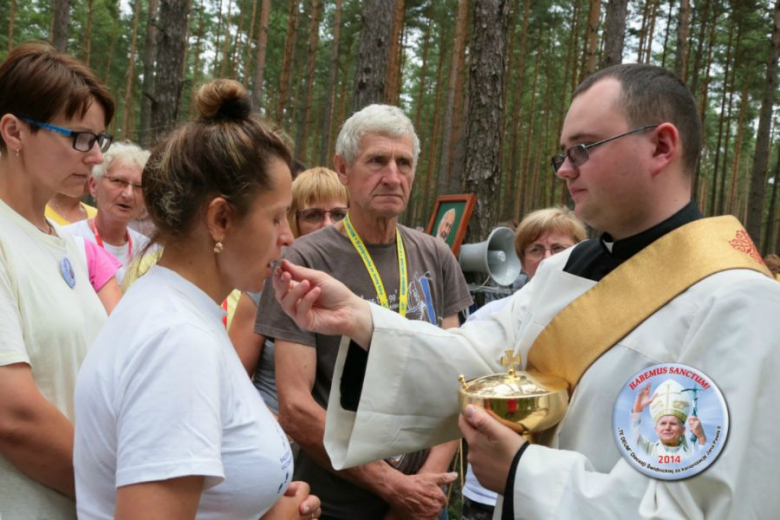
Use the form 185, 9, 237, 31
60, 257, 76, 288
612, 363, 729, 480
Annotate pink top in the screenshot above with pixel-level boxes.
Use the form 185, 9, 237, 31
82, 238, 121, 291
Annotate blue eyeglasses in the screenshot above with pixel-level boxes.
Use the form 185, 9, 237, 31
20, 117, 113, 153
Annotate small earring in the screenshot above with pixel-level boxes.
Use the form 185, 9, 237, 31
213, 241, 224, 254
15, 149, 20, 158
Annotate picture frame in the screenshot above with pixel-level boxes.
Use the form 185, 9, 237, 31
425, 194, 476, 257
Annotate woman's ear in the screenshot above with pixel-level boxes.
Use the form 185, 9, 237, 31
205, 196, 233, 243
0, 114, 24, 153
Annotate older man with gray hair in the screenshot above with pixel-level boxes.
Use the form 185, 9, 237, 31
257, 104, 472, 520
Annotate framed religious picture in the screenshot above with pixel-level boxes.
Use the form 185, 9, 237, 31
426, 194, 476, 257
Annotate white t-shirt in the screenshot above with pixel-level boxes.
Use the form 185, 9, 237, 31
74, 266, 293, 520
0, 199, 107, 520
64, 218, 150, 284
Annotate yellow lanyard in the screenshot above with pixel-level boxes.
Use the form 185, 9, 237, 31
344, 214, 408, 317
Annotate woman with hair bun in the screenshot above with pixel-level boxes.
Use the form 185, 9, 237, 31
73, 79, 321, 520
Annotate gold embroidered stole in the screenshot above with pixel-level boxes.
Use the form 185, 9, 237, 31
526, 216, 771, 392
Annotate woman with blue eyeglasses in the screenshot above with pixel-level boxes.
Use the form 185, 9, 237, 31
0, 42, 115, 519
65, 141, 152, 285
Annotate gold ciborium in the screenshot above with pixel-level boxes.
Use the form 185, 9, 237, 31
458, 350, 569, 442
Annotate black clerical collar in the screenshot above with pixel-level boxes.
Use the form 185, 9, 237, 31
564, 201, 704, 282
600, 201, 703, 260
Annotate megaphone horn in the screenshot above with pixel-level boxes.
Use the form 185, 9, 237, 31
458, 227, 522, 286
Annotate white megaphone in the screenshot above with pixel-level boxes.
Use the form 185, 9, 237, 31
458, 227, 522, 286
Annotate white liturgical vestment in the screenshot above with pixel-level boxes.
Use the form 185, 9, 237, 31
324, 250, 780, 519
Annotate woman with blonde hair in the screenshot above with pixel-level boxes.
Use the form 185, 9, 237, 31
73, 79, 320, 519
230, 166, 348, 415
513, 206, 588, 279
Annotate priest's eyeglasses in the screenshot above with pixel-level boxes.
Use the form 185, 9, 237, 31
298, 207, 349, 224
20, 117, 113, 153
551, 125, 658, 176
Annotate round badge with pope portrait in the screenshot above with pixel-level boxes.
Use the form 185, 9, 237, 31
611, 363, 729, 480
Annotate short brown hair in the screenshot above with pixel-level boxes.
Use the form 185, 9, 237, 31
573, 64, 701, 175
514, 207, 587, 260
142, 79, 292, 245
0, 41, 115, 152
288, 167, 348, 238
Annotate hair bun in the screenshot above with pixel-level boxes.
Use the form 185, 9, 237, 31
196, 79, 252, 121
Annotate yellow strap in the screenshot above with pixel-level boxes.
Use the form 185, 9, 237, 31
344, 215, 408, 317
527, 216, 772, 391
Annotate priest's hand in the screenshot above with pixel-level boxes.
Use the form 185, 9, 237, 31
272, 260, 374, 347
459, 404, 526, 495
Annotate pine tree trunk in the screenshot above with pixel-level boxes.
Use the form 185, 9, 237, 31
213, 0, 224, 74
689, 0, 710, 99
7, 0, 16, 52
570, 0, 582, 94
580, 0, 601, 82
645, 0, 659, 63
498, 0, 520, 214
728, 83, 749, 215
151, 0, 191, 141
229, 5, 245, 79
189, 5, 205, 119
764, 149, 780, 254
601, 0, 628, 69
708, 15, 734, 216
692, 4, 718, 199
84, 0, 93, 66
385, 0, 406, 105
637, 0, 651, 62
138, 0, 158, 148
717, 51, 738, 216
295, 0, 322, 163
514, 50, 540, 220
319, 0, 342, 165
660, 0, 674, 67
418, 25, 449, 228
352, 0, 395, 112
675, 0, 690, 80
276, 0, 300, 123
52, 0, 70, 51
463, 0, 510, 245
746, 0, 780, 246
219, 0, 234, 77
103, 14, 119, 83
412, 3, 432, 133
121, 0, 143, 140
253, 0, 271, 110
503, 0, 531, 219
243, 0, 259, 86
438, 0, 469, 194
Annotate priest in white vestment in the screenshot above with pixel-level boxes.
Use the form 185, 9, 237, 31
271, 64, 780, 519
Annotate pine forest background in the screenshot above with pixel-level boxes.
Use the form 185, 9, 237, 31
2, 0, 779, 255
